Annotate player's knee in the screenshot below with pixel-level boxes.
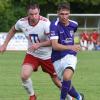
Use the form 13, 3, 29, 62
21, 64, 33, 80
63, 68, 74, 80
21, 74, 27, 80
21, 71, 30, 80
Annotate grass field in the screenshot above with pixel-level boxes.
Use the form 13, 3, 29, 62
0, 51, 100, 100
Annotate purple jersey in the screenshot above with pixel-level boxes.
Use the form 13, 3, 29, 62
50, 18, 78, 62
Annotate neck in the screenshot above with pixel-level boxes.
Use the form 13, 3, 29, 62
62, 20, 69, 26
28, 18, 39, 26
60, 19, 69, 26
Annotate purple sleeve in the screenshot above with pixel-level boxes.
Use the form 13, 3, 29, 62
50, 22, 58, 37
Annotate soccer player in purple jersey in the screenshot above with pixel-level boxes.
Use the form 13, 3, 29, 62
50, 2, 84, 100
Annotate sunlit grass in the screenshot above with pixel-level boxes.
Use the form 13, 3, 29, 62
0, 51, 100, 100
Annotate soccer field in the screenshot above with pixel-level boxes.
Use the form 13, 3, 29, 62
0, 51, 100, 100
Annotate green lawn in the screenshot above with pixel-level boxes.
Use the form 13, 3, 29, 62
0, 51, 100, 100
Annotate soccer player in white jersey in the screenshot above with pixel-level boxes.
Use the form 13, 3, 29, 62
50, 2, 84, 100
0, 2, 74, 100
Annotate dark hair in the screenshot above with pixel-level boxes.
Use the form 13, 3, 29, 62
57, 2, 70, 11
26, 2, 40, 10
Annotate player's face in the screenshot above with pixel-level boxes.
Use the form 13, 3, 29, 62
28, 8, 40, 23
58, 9, 70, 25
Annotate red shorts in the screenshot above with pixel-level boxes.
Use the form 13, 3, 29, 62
22, 54, 57, 77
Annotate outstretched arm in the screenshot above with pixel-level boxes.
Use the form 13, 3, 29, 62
0, 26, 17, 53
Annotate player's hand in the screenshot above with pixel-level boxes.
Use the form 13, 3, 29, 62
67, 44, 81, 52
28, 43, 41, 52
0, 44, 7, 54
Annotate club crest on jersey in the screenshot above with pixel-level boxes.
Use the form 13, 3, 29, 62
70, 30, 74, 37
65, 38, 72, 43
60, 31, 64, 34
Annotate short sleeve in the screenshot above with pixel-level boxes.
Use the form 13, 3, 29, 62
14, 20, 21, 31
44, 19, 50, 34
50, 21, 59, 40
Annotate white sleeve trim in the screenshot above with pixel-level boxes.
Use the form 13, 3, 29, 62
50, 36, 59, 40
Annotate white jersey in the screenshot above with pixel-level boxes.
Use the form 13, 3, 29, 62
15, 16, 52, 60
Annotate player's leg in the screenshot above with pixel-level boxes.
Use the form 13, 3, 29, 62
60, 68, 74, 100
21, 64, 36, 100
54, 55, 83, 100
67, 94, 74, 100
51, 76, 74, 100
41, 58, 62, 88
51, 75, 62, 88
21, 54, 39, 100
40, 59, 74, 100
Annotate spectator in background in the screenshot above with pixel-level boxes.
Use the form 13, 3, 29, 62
90, 31, 99, 44
90, 31, 99, 50
95, 33, 100, 50
80, 32, 90, 50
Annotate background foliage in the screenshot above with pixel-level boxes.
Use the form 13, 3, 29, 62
0, 0, 100, 31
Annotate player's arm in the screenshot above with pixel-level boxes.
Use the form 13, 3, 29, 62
0, 26, 17, 53
51, 39, 81, 52
3, 26, 17, 47
28, 39, 51, 52
39, 39, 51, 47
40, 19, 51, 47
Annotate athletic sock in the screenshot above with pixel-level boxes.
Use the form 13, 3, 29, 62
22, 78, 34, 96
68, 86, 79, 98
76, 93, 82, 100
60, 80, 71, 100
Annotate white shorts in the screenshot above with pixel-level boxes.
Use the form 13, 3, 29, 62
53, 54, 77, 80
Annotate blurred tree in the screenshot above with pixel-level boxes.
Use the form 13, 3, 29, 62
47, 0, 100, 5
0, 0, 100, 31
0, 0, 14, 32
